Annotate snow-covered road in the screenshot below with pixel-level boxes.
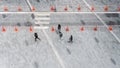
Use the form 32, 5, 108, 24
0, 0, 120, 68
0, 0, 30, 12
46, 26, 120, 68
0, 27, 61, 68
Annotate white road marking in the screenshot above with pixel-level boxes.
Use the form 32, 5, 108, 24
0, 12, 119, 14
34, 26, 49, 29
35, 21, 50, 24
34, 13, 50, 29
34, 13, 50, 16
26, 0, 32, 9
35, 17, 50, 20
42, 29, 66, 68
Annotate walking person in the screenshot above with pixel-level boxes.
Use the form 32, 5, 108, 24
68, 35, 73, 43
58, 24, 61, 31
59, 31, 63, 39
34, 33, 41, 42
56, 24, 61, 34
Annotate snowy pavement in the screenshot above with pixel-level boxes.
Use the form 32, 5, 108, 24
0, 0, 30, 12
84, 0, 120, 12
98, 14, 120, 41
46, 26, 120, 68
0, 14, 34, 26
0, 0, 119, 12
51, 13, 103, 25
0, 27, 61, 68
0, 0, 120, 68
29, 0, 90, 12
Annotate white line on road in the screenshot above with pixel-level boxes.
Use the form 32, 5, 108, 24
35, 17, 50, 20
34, 26, 49, 29
26, 0, 32, 9
34, 21, 50, 24
42, 29, 66, 68
0, 12, 120, 14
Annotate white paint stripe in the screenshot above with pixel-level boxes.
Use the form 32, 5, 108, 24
26, 0, 32, 9
82, 0, 120, 43
42, 29, 66, 68
34, 26, 49, 29
34, 13, 50, 16
35, 18, 50, 20
35, 22, 50, 24
0, 12, 119, 14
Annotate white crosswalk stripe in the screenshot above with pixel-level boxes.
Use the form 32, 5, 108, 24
35, 17, 50, 20
34, 13, 50, 16
34, 13, 50, 29
34, 26, 49, 29
35, 21, 50, 24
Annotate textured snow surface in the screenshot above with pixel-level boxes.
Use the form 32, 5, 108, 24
46, 26, 120, 68
0, 0, 120, 68
29, 0, 120, 12
0, 27, 61, 68
0, 0, 30, 12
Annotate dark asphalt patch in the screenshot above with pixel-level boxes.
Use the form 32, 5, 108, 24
31, 14, 35, 19
66, 48, 71, 55
34, 61, 39, 68
81, 20, 86, 25
2, 14, 7, 18
94, 37, 99, 43
110, 58, 116, 65
16, 22, 21, 26
25, 40, 29, 46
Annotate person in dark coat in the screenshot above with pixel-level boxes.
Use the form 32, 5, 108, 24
59, 31, 63, 39
56, 24, 61, 34
34, 33, 41, 42
68, 35, 73, 43
58, 24, 61, 31
36, 0, 40, 2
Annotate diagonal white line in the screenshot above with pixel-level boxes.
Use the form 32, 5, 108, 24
42, 29, 66, 68
82, 0, 120, 43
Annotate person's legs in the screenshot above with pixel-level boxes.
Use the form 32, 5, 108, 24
68, 40, 73, 43
37, 37, 41, 41
56, 29, 60, 34
35, 37, 37, 42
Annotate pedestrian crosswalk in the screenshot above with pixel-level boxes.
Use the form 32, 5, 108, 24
34, 13, 50, 29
